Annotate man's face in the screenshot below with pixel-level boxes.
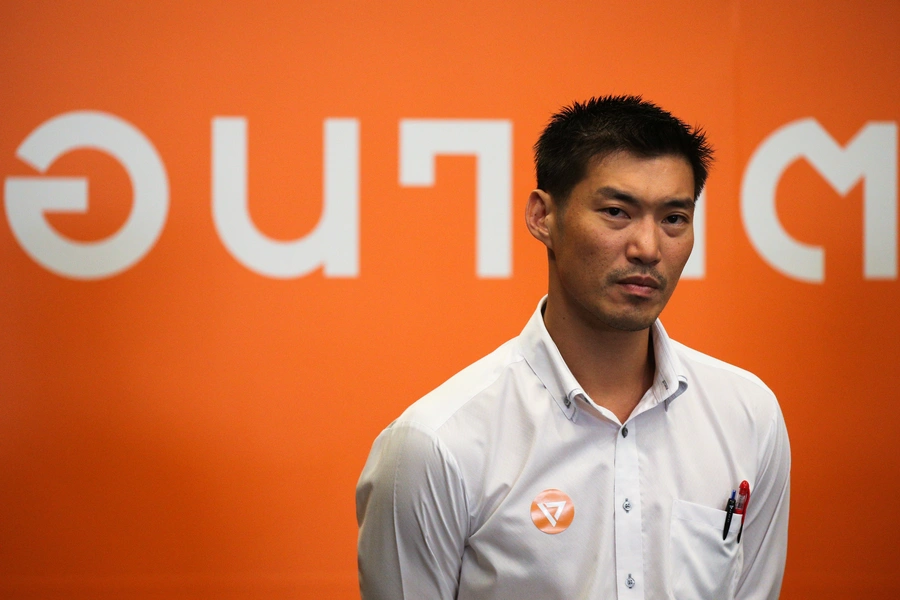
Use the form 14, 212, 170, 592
543, 150, 696, 332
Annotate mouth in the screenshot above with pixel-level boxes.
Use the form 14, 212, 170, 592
616, 275, 661, 297
618, 275, 660, 288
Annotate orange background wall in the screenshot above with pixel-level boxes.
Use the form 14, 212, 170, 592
2, 1, 899, 598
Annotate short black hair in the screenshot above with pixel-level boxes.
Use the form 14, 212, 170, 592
534, 95, 714, 203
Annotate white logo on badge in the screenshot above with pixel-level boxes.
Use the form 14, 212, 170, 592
537, 501, 567, 527
531, 489, 575, 534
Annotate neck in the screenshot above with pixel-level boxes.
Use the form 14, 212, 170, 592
543, 293, 656, 424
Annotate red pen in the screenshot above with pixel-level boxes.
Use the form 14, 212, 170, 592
735, 480, 751, 543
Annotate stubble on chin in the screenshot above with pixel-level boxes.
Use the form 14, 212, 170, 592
597, 309, 658, 332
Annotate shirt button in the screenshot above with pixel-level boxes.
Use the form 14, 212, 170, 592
564, 397, 571, 407
622, 426, 628, 438
623, 499, 632, 512
626, 574, 635, 589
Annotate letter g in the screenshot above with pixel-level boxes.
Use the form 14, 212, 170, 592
4, 111, 168, 279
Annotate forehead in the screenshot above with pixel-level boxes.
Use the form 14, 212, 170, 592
581, 151, 695, 198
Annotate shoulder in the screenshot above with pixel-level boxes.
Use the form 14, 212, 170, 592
357, 336, 531, 524
395, 336, 528, 433
667, 340, 790, 476
360, 334, 537, 501
672, 340, 776, 401
668, 339, 786, 442
364, 333, 527, 458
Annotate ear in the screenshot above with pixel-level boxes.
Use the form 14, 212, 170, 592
525, 189, 556, 250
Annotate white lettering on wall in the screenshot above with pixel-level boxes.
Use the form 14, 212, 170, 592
399, 119, 513, 278
4, 111, 169, 279
5, 112, 896, 284
212, 117, 360, 278
742, 118, 898, 282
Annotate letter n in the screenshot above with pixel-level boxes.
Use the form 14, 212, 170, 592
211, 117, 359, 278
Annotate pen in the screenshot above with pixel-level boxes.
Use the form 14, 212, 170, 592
735, 480, 751, 543
722, 490, 736, 540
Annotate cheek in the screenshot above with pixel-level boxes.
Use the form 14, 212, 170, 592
555, 223, 620, 278
560, 239, 615, 283
564, 225, 616, 256
662, 238, 694, 277
672, 237, 694, 265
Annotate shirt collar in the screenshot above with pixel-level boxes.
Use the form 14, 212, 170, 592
520, 296, 689, 422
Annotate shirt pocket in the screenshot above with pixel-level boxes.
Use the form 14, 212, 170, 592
669, 498, 743, 600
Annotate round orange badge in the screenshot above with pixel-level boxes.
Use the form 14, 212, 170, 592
530, 489, 575, 534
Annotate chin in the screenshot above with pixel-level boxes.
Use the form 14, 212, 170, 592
604, 317, 656, 332
598, 308, 660, 332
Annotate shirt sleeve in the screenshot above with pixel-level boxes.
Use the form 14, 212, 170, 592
734, 401, 791, 600
356, 421, 469, 600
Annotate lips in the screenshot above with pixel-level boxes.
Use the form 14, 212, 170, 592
618, 275, 660, 289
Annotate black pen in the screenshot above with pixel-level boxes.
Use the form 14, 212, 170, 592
722, 490, 736, 540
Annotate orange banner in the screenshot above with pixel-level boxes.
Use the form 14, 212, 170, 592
2, 1, 899, 598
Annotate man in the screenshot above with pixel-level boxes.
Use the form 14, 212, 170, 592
356, 96, 790, 600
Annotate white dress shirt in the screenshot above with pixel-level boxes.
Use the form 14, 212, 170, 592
357, 298, 790, 599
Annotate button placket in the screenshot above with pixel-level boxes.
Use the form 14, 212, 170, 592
614, 420, 644, 598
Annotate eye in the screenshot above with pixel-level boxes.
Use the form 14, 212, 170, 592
664, 214, 689, 225
603, 207, 627, 217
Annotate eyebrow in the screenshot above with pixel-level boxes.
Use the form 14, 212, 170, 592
595, 186, 695, 210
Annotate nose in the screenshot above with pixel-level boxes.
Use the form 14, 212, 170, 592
626, 217, 662, 266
